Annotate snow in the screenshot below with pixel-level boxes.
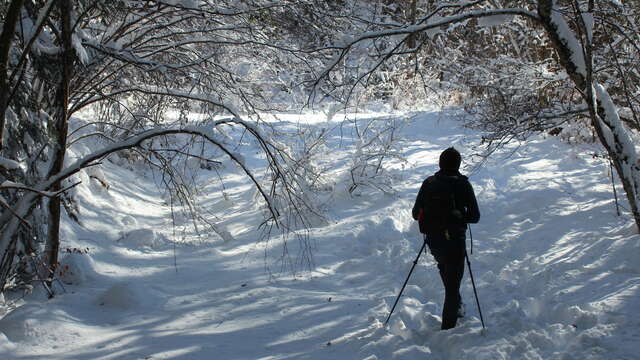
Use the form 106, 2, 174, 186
582, 12, 594, 43
86, 165, 108, 187
478, 15, 514, 28
57, 252, 97, 285
549, 3, 587, 77
0, 157, 20, 171
117, 228, 165, 249
594, 82, 640, 202
0, 333, 16, 354
94, 282, 162, 310
72, 33, 90, 65
0, 110, 639, 359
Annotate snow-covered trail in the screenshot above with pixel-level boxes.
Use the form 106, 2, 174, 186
1, 111, 639, 359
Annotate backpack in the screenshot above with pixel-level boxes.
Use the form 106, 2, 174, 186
418, 175, 458, 236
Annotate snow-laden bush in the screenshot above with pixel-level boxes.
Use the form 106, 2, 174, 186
56, 252, 97, 286
347, 116, 408, 196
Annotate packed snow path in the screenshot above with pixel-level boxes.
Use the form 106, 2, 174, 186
1, 111, 638, 359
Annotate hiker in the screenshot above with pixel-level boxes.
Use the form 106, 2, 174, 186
412, 147, 480, 330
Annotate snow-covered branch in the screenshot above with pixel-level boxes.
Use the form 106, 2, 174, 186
0, 120, 294, 287
0, 180, 80, 198
314, 8, 539, 84
594, 83, 640, 209
71, 87, 242, 119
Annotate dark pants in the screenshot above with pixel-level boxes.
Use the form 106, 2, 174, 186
427, 232, 466, 330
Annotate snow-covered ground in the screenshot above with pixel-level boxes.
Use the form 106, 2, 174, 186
1, 110, 638, 359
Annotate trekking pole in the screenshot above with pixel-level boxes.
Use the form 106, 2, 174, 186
469, 225, 474, 255
464, 247, 486, 330
384, 236, 428, 326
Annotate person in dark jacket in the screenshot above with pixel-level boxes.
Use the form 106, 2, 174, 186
412, 147, 480, 330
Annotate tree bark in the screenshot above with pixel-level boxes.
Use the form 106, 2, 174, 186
0, 0, 25, 150
406, 0, 418, 49
45, 0, 73, 289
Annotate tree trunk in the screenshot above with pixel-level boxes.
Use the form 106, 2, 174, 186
538, 0, 640, 231
406, 0, 418, 49
592, 86, 640, 230
45, 0, 73, 289
0, 0, 24, 150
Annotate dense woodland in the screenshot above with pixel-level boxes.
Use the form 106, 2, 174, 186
0, 0, 638, 302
